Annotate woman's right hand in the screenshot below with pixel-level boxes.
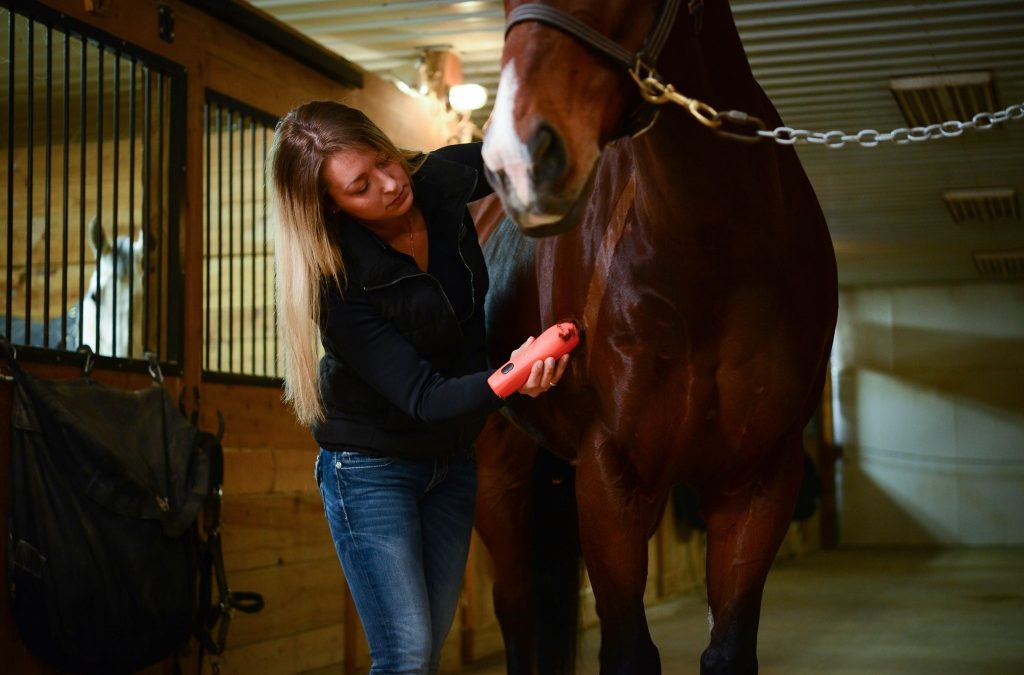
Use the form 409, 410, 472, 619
510, 336, 571, 398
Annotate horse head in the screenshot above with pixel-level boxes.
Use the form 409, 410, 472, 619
482, 0, 668, 236
80, 216, 146, 358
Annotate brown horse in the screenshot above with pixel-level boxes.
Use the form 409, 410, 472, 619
472, 0, 838, 674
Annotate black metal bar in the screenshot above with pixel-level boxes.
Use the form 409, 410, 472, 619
128, 56, 137, 358
250, 116, 256, 375
156, 71, 165, 358
216, 104, 223, 372
238, 109, 244, 372
112, 52, 121, 356
227, 108, 233, 371
5, 11, 14, 341
142, 65, 151, 354
204, 100, 211, 370
267, 125, 276, 376
44, 24, 52, 348
94, 44, 103, 352
61, 31, 69, 349
263, 124, 268, 376
201, 370, 284, 388
25, 18, 34, 345
77, 37, 85, 349
165, 66, 186, 364
6, 342, 183, 375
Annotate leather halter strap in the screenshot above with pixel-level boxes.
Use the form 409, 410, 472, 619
506, 0, 682, 71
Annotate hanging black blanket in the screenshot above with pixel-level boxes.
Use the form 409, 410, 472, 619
7, 364, 210, 674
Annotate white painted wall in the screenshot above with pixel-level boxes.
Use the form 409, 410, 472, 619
833, 284, 1024, 545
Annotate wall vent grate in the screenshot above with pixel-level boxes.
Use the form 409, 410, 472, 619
890, 72, 997, 127
944, 187, 1020, 225
973, 250, 1024, 280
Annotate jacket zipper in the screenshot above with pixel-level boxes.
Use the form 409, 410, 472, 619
455, 233, 476, 322
363, 273, 463, 335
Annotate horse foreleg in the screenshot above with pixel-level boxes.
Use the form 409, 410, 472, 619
474, 414, 539, 674
699, 432, 804, 675
576, 434, 663, 675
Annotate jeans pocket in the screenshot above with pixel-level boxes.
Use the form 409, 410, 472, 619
337, 449, 395, 470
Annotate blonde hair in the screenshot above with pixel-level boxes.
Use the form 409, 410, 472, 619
268, 101, 421, 426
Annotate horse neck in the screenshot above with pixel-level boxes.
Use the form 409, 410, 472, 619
662, 1, 761, 113
628, 1, 778, 231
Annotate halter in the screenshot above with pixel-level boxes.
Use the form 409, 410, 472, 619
505, 0, 683, 138
506, 0, 683, 75
504, 0, 766, 142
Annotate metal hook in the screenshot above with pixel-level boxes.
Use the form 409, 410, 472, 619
76, 345, 96, 377
145, 351, 164, 385
711, 109, 768, 143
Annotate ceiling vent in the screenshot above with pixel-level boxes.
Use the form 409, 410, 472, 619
973, 250, 1024, 280
944, 187, 1020, 225
890, 71, 997, 127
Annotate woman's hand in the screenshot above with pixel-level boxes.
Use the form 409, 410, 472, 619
511, 336, 571, 398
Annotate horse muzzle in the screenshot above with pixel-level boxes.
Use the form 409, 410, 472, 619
485, 162, 591, 237
483, 123, 594, 237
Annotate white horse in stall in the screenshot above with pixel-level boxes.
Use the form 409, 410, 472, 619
80, 216, 146, 359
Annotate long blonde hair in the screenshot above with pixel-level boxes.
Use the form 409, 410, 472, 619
268, 101, 420, 426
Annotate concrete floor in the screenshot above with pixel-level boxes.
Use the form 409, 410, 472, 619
463, 547, 1024, 674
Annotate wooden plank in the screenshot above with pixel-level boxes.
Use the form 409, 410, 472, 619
222, 447, 277, 495
197, 382, 315, 451
219, 492, 334, 573
223, 557, 347, 648
206, 623, 345, 675
181, 52, 207, 419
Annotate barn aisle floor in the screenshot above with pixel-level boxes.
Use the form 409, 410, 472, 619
462, 547, 1024, 674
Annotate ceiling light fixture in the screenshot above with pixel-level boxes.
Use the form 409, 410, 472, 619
449, 83, 488, 112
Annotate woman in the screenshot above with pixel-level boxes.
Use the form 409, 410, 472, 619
268, 101, 568, 675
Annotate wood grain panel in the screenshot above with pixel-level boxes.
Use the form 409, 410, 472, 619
219, 492, 334, 573
223, 557, 347, 648
208, 623, 345, 675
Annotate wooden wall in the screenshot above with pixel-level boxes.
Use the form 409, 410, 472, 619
0, 2, 814, 673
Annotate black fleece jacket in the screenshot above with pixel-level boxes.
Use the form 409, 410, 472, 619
312, 143, 505, 458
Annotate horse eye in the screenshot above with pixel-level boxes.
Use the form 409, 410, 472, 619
89, 291, 98, 303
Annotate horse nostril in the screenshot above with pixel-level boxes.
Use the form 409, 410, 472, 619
528, 123, 567, 187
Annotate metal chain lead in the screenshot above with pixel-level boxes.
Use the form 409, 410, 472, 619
757, 102, 1024, 148
626, 43, 1023, 147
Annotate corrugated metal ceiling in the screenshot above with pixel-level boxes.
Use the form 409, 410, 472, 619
248, 0, 1024, 286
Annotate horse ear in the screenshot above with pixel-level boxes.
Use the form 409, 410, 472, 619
88, 216, 110, 257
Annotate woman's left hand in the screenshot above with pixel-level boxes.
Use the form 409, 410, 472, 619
514, 337, 570, 398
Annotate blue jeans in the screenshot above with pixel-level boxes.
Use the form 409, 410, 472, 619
315, 448, 477, 675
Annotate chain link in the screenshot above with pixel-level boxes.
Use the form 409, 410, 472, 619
757, 102, 1024, 148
